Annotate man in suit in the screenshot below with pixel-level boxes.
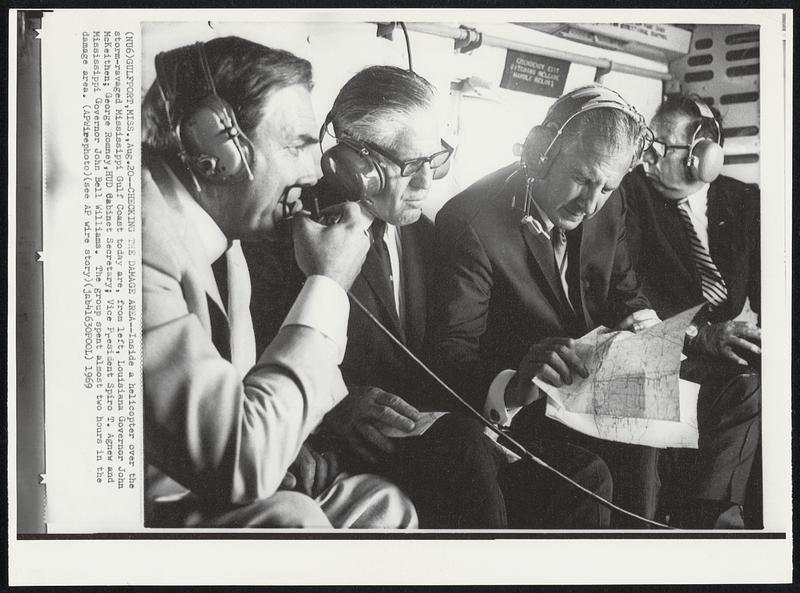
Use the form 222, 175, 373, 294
141, 37, 417, 528
434, 85, 663, 527
620, 95, 761, 528
246, 66, 612, 528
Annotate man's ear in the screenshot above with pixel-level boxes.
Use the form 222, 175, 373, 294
522, 122, 560, 179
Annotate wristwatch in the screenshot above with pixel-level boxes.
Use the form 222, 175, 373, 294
684, 321, 707, 351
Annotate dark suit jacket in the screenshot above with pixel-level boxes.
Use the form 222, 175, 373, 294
433, 163, 651, 409
620, 166, 760, 322
244, 198, 446, 413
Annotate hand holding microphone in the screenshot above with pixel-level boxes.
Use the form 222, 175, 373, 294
292, 200, 373, 291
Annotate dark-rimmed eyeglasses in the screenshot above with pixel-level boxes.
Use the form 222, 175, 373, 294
644, 139, 691, 163
365, 139, 454, 177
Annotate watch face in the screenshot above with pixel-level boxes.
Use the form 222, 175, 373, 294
685, 324, 699, 338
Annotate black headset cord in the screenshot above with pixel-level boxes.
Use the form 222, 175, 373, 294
347, 290, 675, 530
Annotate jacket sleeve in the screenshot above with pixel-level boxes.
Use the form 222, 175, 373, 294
143, 232, 346, 505
431, 205, 500, 409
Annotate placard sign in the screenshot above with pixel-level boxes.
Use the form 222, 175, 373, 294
500, 50, 571, 98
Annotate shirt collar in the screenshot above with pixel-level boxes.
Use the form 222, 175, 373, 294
164, 164, 230, 264
685, 182, 710, 212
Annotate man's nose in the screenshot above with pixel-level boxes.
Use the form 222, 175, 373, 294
297, 148, 321, 187
578, 184, 604, 215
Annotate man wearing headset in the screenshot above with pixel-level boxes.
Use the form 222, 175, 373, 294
140, 37, 416, 528
433, 85, 664, 527
619, 95, 761, 528
246, 66, 613, 528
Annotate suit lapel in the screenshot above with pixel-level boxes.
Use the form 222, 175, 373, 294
519, 217, 573, 318
568, 225, 592, 332
359, 242, 405, 341
706, 183, 736, 288
148, 158, 228, 317
653, 195, 699, 287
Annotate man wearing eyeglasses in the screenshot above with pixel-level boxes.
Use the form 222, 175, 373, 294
619, 95, 761, 528
246, 67, 613, 529
247, 65, 506, 528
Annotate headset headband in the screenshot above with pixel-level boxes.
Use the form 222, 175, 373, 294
690, 99, 721, 144
154, 41, 254, 188
538, 84, 650, 163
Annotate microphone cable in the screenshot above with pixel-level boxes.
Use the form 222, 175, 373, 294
347, 290, 675, 530
398, 22, 413, 72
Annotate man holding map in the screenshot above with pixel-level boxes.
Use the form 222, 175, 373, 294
433, 84, 758, 528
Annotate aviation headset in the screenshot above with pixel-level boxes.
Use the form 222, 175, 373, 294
516, 84, 651, 222
521, 83, 652, 181
683, 99, 724, 183
317, 106, 451, 202
154, 41, 255, 190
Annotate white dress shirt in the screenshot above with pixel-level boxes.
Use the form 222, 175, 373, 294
681, 183, 712, 252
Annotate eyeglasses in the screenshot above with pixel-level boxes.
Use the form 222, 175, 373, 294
365, 139, 454, 177
644, 139, 691, 163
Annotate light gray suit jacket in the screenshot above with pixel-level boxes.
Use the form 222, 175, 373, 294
142, 158, 346, 506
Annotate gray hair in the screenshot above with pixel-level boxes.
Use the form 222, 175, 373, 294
328, 65, 436, 150
560, 108, 645, 158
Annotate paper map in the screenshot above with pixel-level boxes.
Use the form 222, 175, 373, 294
537, 305, 704, 448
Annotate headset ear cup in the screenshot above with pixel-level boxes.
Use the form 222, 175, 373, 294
179, 95, 253, 184
688, 139, 724, 183
522, 125, 558, 178
320, 142, 385, 200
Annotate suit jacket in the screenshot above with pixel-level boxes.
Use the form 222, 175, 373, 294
342, 216, 447, 411
245, 212, 445, 413
620, 166, 760, 322
142, 155, 346, 506
433, 163, 650, 409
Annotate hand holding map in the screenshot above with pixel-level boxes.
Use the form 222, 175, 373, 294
535, 305, 704, 448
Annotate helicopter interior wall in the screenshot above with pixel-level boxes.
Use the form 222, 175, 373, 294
141, 21, 667, 220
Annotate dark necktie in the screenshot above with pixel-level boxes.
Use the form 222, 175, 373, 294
209, 251, 231, 362
371, 218, 393, 281
675, 199, 728, 307
211, 252, 228, 313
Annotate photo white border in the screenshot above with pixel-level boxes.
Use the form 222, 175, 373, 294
8, 7, 793, 585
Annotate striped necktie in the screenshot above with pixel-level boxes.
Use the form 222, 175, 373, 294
675, 199, 728, 307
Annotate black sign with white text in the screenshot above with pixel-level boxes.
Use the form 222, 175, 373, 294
500, 50, 571, 98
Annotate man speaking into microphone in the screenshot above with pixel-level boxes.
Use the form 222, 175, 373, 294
140, 37, 416, 528
246, 66, 612, 529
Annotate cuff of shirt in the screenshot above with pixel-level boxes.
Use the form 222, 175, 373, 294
484, 369, 524, 426
281, 275, 349, 363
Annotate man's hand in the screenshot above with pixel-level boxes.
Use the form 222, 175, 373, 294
280, 442, 340, 498
292, 201, 373, 290
505, 338, 589, 409
693, 320, 761, 366
615, 309, 661, 333
323, 386, 421, 464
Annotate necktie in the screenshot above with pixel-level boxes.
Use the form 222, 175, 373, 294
675, 199, 728, 307
552, 227, 574, 311
371, 217, 394, 286
210, 243, 256, 375
211, 253, 228, 313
